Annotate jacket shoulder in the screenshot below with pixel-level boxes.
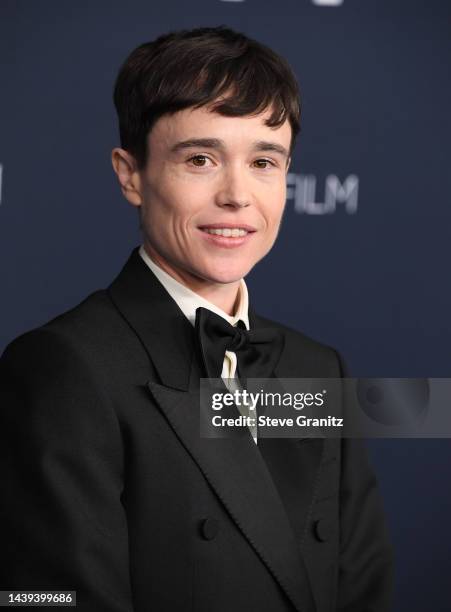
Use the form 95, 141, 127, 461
1, 289, 143, 378
1, 290, 105, 371
40, 289, 121, 343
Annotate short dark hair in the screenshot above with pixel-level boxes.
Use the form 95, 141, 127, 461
113, 26, 301, 169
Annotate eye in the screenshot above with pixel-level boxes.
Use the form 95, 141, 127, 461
253, 158, 276, 169
187, 154, 211, 167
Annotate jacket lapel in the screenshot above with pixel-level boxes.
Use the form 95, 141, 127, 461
108, 248, 317, 612
108, 247, 198, 392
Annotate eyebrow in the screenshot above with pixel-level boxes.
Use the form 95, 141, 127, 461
169, 138, 289, 159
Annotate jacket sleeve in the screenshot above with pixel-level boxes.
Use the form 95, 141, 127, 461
335, 352, 395, 612
0, 328, 135, 612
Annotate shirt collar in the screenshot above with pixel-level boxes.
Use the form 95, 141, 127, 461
139, 245, 250, 330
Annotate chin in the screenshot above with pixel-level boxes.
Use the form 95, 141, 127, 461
200, 262, 253, 284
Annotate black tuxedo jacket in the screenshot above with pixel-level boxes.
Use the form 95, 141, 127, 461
0, 248, 393, 612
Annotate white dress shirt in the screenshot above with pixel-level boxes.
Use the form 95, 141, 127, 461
139, 246, 257, 443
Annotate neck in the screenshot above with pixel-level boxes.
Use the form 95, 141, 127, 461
143, 243, 241, 316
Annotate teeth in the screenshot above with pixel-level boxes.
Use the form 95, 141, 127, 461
202, 228, 248, 237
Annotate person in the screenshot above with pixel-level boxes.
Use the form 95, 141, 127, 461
0, 26, 393, 612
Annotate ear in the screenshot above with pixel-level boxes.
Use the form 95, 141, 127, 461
111, 148, 143, 207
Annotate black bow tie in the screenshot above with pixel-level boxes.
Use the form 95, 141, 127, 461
194, 306, 284, 381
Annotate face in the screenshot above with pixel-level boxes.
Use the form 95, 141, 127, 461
113, 103, 292, 289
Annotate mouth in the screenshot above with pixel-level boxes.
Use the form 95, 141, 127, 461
198, 223, 257, 237
197, 224, 257, 248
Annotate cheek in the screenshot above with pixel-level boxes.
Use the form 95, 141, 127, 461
261, 189, 286, 228
152, 174, 209, 220
142, 187, 185, 228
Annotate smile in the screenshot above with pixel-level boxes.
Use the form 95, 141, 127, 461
201, 228, 248, 237
197, 225, 256, 249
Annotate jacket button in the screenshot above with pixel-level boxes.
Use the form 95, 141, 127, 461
200, 518, 220, 541
313, 518, 333, 542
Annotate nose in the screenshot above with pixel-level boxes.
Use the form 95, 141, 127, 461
214, 164, 252, 209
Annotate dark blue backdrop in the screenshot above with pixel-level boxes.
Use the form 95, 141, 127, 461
1, 1, 451, 609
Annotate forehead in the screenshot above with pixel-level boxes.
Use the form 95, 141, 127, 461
149, 104, 292, 152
